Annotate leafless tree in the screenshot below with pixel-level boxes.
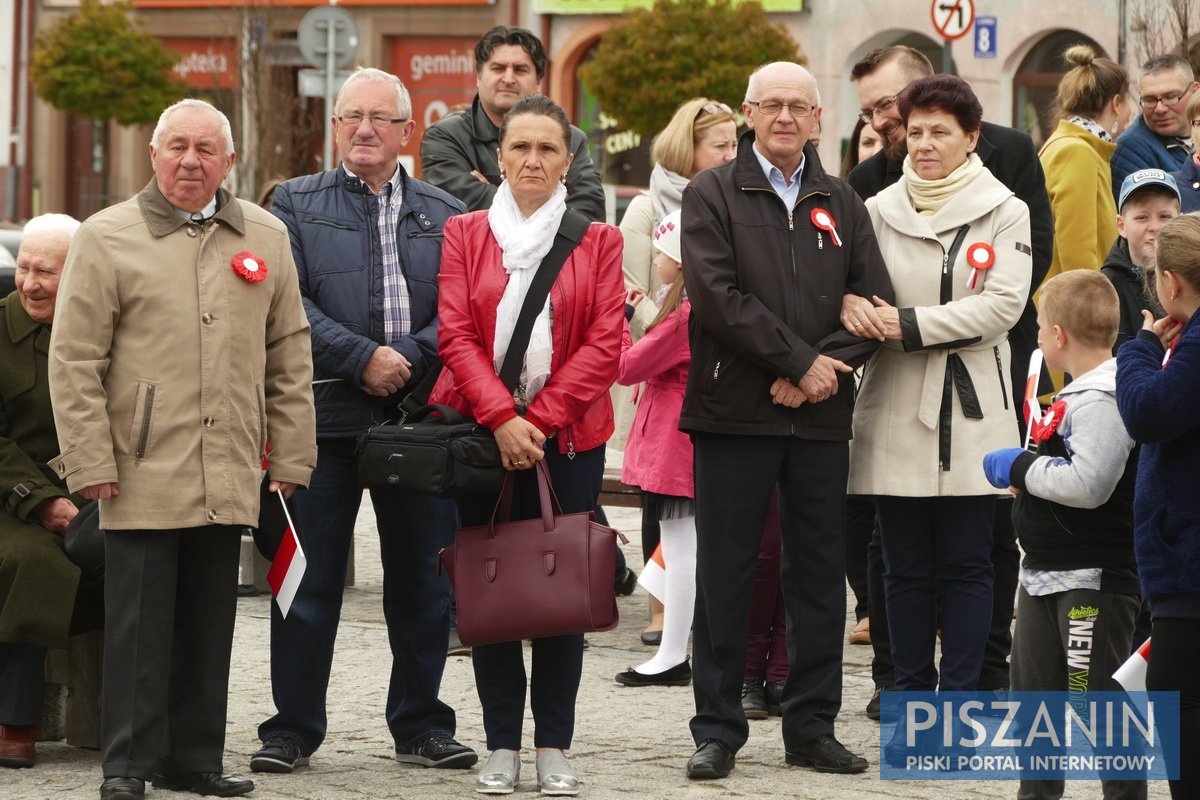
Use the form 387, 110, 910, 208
1129, 0, 1200, 69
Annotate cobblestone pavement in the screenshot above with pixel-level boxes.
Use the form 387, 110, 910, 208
9, 499, 1169, 799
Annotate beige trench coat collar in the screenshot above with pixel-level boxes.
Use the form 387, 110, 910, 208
136, 180, 246, 238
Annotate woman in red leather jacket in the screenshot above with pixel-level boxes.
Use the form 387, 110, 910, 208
429, 94, 624, 795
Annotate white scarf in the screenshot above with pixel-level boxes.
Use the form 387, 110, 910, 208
649, 163, 689, 220
489, 180, 567, 403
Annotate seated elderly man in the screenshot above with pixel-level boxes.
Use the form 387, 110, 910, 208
0, 213, 101, 768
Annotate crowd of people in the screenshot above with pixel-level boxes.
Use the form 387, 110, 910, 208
0, 23, 1198, 800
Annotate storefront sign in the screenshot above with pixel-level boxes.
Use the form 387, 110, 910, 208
536, 0, 800, 12
164, 38, 237, 90
390, 37, 480, 178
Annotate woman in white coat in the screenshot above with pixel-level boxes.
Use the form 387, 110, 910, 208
843, 75, 1031, 692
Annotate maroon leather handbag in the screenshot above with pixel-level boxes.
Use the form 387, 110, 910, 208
438, 461, 628, 647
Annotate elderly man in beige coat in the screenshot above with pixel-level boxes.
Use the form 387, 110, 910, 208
48, 99, 316, 800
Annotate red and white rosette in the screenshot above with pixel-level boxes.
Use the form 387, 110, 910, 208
964, 242, 995, 289
232, 251, 268, 283
810, 208, 842, 247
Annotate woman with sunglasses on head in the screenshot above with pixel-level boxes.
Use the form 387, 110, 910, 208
615, 97, 737, 648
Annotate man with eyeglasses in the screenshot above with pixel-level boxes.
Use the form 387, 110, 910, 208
1112, 54, 1200, 197
847, 45, 1053, 722
420, 25, 604, 221
251, 67, 478, 776
680, 61, 892, 781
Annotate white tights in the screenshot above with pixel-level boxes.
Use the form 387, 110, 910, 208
635, 514, 696, 675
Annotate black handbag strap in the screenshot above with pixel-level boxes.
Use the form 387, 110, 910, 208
497, 209, 590, 393
397, 358, 443, 419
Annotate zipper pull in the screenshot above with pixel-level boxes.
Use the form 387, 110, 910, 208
788, 212, 794, 231
942, 252, 950, 275
713, 360, 721, 380
817, 231, 824, 250
567, 439, 576, 461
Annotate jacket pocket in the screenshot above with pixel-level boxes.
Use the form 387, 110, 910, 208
406, 231, 445, 239
305, 217, 358, 232
128, 380, 159, 461
256, 383, 268, 460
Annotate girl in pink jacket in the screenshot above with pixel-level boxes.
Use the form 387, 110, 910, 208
613, 210, 696, 687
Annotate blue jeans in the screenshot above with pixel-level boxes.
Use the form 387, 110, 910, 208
259, 438, 458, 754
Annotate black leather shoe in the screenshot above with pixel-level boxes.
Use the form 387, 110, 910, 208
639, 629, 662, 646
866, 686, 882, 720
614, 660, 691, 687
100, 777, 145, 800
741, 680, 768, 720
152, 771, 255, 797
785, 734, 869, 774
764, 679, 785, 716
687, 739, 735, 780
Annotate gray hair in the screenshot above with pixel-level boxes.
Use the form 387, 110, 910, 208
336, 67, 413, 120
745, 62, 821, 106
1141, 54, 1195, 83
22, 213, 81, 239
151, 99, 235, 154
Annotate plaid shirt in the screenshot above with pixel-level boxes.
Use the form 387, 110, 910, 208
348, 163, 410, 343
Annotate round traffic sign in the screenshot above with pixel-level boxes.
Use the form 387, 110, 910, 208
297, 6, 359, 70
931, 0, 975, 41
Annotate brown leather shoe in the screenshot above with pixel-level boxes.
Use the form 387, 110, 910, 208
0, 724, 36, 768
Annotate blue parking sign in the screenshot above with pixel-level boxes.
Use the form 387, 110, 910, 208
975, 16, 997, 58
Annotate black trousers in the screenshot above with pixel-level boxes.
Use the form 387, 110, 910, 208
1146, 618, 1200, 800
869, 498, 1018, 690
0, 642, 45, 725
1011, 586, 1144, 800
458, 445, 604, 751
690, 434, 847, 752
101, 526, 241, 779
844, 495, 874, 623
876, 495, 995, 691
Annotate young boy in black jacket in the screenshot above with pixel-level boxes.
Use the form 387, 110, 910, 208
983, 270, 1145, 800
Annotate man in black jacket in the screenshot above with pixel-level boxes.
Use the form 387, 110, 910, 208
419, 26, 605, 221
680, 61, 893, 782
848, 45, 1054, 711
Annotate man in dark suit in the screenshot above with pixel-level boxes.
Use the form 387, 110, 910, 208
847, 45, 1054, 712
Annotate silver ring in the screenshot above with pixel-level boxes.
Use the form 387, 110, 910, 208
854, 322, 863, 328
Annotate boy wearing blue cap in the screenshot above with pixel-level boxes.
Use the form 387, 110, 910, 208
1102, 168, 1181, 351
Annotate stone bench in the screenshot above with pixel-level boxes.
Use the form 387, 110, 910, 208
40, 629, 102, 749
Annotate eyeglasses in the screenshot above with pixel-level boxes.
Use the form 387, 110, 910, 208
698, 101, 734, 117
337, 113, 409, 129
858, 94, 901, 125
1139, 92, 1189, 110
747, 100, 815, 118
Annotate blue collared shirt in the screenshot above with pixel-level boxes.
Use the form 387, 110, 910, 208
752, 142, 805, 211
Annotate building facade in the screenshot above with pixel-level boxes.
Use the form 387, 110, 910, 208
0, 0, 1148, 221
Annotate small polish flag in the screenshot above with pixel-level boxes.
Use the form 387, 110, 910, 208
266, 491, 306, 618
637, 543, 666, 602
1023, 349, 1044, 451
1114, 637, 1151, 693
